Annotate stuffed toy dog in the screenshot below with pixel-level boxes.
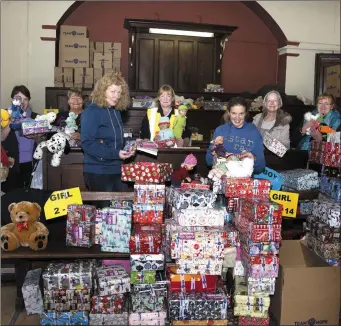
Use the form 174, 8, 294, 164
35, 111, 57, 129
1, 201, 49, 251
303, 112, 321, 135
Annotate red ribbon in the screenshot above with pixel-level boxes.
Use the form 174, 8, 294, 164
16, 221, 28, 232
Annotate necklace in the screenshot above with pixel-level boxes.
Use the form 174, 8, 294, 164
107, 108, 123, 150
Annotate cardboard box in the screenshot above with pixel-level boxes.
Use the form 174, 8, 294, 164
93, 53, 112, 69
54, 67, 73, 87
60, 25, 88, 38
59, 37, 89, 68
93, 68, 114, 85
103, 42, 121, 58
325, 65, 340, 98
74, 68, 93, 86
270, 240, 340, 326
113, 58, 121, 71
90, 41, 104, 53
113, 42, 122, 58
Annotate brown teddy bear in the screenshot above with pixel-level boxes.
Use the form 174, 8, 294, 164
1, 201, 49, 251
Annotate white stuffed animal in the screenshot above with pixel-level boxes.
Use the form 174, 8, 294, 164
35, 112, 57, 129
303, 112, 320, 135
33, 132, 69, 167
225, 157, 254, 178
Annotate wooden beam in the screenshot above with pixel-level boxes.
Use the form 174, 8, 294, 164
42, 25, 57, 30
40, 37, 56, 41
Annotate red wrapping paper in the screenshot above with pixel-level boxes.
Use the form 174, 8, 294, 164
133, 205, 163, 224
180, 183, 210, 190
223, 178, 271, 198
129, 224, 162, 254
238, 316, 270, 325
241, 246, 279, 265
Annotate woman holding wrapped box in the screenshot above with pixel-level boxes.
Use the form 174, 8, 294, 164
81, 72, 134, 191
206, 97, 266, 173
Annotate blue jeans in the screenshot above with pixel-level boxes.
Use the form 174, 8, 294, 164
84, 173, 129, 192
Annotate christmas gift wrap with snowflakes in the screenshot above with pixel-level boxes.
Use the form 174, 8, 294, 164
133, 203, 164, 224
234, 276, 276, 296
66, 205, 96, 248
312, 199, 340, 228
130, 254, 165, 271
90, 293, 125, 314
95, 265, 130, 296
89, 313, 128, 325
22, 119, 50, 135
280, 169, 319, 190
40, 311, 89, 325
175, 258, 224, 275
238, 316, 270, 325
320, 176, 341, 201
121, 162, 173, 183
298, 200, 314, 215
222, 178, 271, 198
42, 261, 93, 291
43, 288, 91, 312
129, 311, 167, 325
306, 215, 340, 243
166, 186, 217, 209
131, 292, 166, 313
173, 206, 225, 226
306, 233, 340, 259
22, 268, 44, 315
263, 131, 288, 157
133, 184, 165, 204
129, 224, 162, 254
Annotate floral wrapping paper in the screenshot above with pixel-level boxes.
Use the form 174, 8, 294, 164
168, 290, 229, 321
101, 205, 132, 253
129, 224, 162, 254
312, 199, 340, 228
298, 200, 314, 215
130, 254, 165, 272
306, 215, 340, 243
238, 232, 279, 256
95, 265, 130, 296
133, 184, 165, 204
121, 162, 173, 184
166, 186, 217, 210
131, 292, 166, 312
239, 198, 283, 225
233, 304, 269, 317
223, 178, 271, 198
172, 321, 228, 325
89, 313, 128, 325
238, 316, 270, 325
320, 176, 341, 201
233, 294, 270, 307
133, 203, 164, 224
175, 258, 224, 275
42, 261, 93, 291
90, 293, 125, 314
129, 311, 167, 325
40, 311, 88, 325
22, 268, 44, 315
95, 210, 102, 245
22, 119, 50, 135
130, 271, 156, 284
280, 169, 319, 190
234, 276, 276, 296
43, 289, 91, 312
305, 233, 340, 259
66, 205, 96, 248
263, 132, 288, 157
173, 207, 225, 227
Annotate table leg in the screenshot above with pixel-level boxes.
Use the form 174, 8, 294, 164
14, 259, 31, 312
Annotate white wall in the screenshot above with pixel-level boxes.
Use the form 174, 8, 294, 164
1, 1, 340, 111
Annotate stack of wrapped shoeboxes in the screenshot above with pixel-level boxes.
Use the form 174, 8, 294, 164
129, 183, 168, 326
166, 186, 238, 325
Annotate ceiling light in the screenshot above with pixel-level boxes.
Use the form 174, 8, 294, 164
149, 28, 214, 38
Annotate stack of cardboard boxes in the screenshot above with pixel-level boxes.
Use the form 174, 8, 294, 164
54, 25, 122, 89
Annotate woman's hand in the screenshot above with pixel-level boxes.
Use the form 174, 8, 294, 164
239, 151, 256, 160
310, 128, 323, 141
119, 150, 133, 160
301, 121, 311, 134
70, 132, 81, 140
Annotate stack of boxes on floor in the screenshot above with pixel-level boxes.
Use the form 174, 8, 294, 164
165, 186, 238, 325
54, 25, 121, 88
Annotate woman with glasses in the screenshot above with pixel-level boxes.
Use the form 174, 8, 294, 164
253, 90, 292, 149
297, 93, 340, 150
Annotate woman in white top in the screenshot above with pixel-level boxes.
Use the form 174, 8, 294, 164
253, 90, 292, 148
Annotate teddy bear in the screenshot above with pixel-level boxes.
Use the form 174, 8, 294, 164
1, 201, 49, 251
35, 111, 57, 129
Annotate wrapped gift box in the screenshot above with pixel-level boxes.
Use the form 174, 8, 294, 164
89, 313, 128, 325
22, 119, 50, 135
90, 294, 125, 314
311, 140, 326, 152
173, 207, 225, 227
180, 183, 210, 190
312, 199, 340, 228
95, 265, 130, 296
132, 271, 168, 295
308, 149, 324, 164
131, 292, 166, 312
133, 203, 164, 224
306, 233, 340, 259
129, 224, 162, 254
222, 178, 271, 198
42, 261, 93, 291
280, 169, 319, 190
130, 271, 156, 284
172, 321, 228, 326
233, 304, 269, 317
238, 232, 279, 256
101, 204, 132, 253
234, 294, 270, 307
234, 276, 276, 296
94, 209, 102, 245
121, 162, 173, 183
133, 184, 165, 204
298, 200, 314, 215
306, 215, 340, 243
239, 198, 283, 224
325, 257, 340, 266
66, 205, 96, 248
43, 288, 91, 312
320, 176, 341, 201
176, 258, 223, 275
169, 290, 229, 321
166, 186, 217, 210
263, 131, 288, 157
129, 311, 167, 325
40, 311, 88, 325
130, 254, 164, 272
238, 316, 270, 325
22, 268, 43, 315
167, 265, 217, 292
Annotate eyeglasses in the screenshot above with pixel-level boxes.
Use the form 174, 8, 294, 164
318, 102, 332, 106
266, 99, 279, 103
